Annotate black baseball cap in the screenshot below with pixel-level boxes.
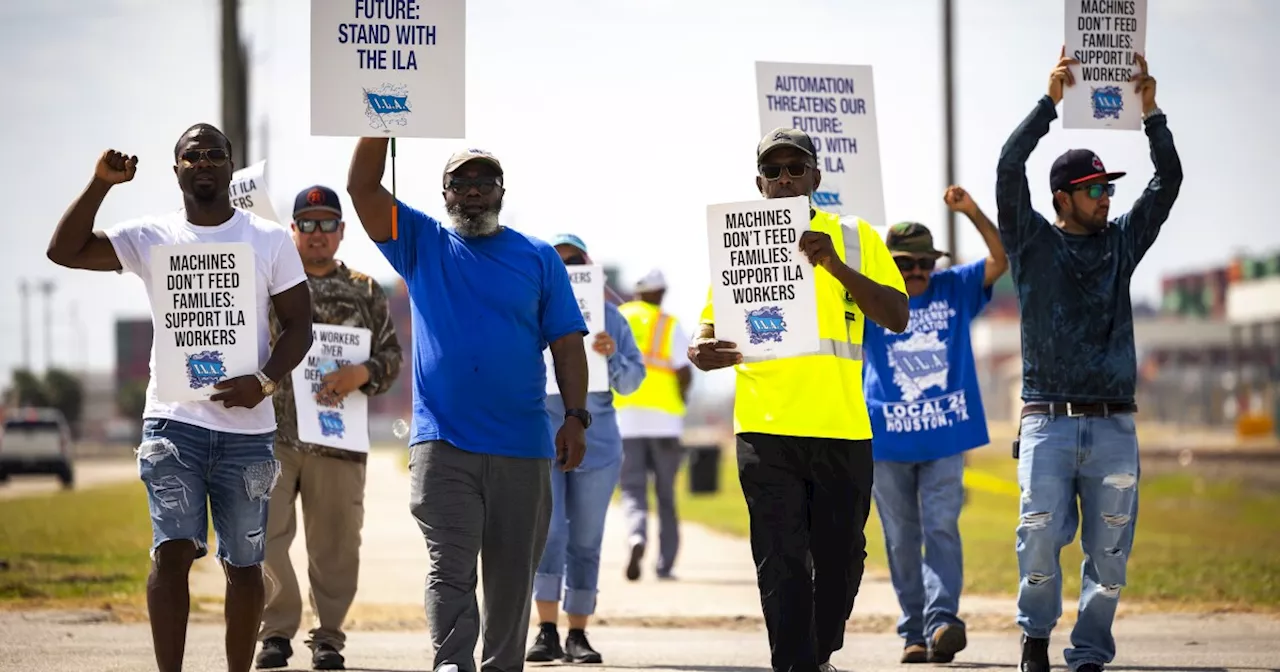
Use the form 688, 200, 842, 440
757, 127, 817, 163
1049, 149, 1126, 193
293, 185, 342, 219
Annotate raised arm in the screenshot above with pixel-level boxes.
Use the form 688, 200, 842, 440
1116, 54, 1182, 267
945, 185, 1008, 287
46, 151, 136, 272
346, 138, 397, 243
997, 49, 1075, 255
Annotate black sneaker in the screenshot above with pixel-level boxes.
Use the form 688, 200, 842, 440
929, 624, 968, 663
312, 643, 345, 670
1020, 635, 1050, 672
625, 542, 644, 581
255, 637, 292, 670
526, 624, 564, 662
1076, 665, 1104, 672
563, 629, 603, 664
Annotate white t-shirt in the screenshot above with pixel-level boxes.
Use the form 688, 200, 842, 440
106, 208, 307, 435
617, 316, 693, 440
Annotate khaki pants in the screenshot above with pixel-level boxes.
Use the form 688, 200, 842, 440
259, 444, 366, 651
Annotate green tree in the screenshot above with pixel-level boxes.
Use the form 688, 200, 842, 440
117, 379, 148, 419
43, 369, 85, 438
10, 369, 50, 407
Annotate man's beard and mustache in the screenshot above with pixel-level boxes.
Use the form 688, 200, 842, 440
447, 196, 503, 238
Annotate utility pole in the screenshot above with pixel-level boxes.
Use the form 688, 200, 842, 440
37, 280, 55, 373
18, 280, 31, 371
221, 0, 250, 162
941, 0, 958, 262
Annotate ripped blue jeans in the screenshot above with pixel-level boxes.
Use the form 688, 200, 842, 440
1015, 411, 1140, 671
138, 418, 280, 567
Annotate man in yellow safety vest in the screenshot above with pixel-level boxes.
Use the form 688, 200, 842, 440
688, 127, 909, 672
614, 269, 694, 581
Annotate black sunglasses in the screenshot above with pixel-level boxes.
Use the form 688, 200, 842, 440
563, 254, 586, 266
894, 256, 937, 272
1072, 183, 1116, 200
446, 176, 502, 194
179, 148, 229, 168
296, 218, 341, 234
758, 162, 813, 181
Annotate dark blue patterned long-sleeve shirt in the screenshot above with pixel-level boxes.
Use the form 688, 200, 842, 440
995, 95, 1183, 404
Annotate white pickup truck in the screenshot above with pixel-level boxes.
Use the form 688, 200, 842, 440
0, 407, 75, 488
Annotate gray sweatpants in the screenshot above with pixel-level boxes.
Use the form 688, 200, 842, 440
619, 437, 684, 575
408, 441, 552, 672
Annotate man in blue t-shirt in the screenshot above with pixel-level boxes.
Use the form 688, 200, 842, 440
347, 140, 591, 672
862, 186, 1007, 666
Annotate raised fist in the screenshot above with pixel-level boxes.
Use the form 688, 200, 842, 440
944, 185, 977, 215
95, 150, 138, 185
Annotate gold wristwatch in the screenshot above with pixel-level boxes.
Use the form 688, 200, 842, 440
253, 370, 277, 396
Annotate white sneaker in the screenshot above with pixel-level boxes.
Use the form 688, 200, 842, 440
437, 664, 460, 672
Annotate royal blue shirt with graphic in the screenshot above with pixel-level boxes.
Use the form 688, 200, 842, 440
863, 260, 993, 462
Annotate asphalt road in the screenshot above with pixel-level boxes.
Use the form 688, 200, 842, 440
0, 455, 137, 500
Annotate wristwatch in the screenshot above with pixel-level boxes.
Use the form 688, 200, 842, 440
1143, 106, 1164, 121
253, 370, 277, 396
565, 408, 592, 430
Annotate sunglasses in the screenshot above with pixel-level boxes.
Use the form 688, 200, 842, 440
1072, 183, 1116, 200
296, 218, 341, 234
563, 254, 586, 266
446, 176, 502, 194
758, 162, 813, 181
179, 148, 229, 168
894, 256, 937, 272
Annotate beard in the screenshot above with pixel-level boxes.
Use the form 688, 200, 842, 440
447, 197, 503, 238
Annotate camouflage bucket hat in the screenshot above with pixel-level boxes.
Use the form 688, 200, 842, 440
886, 221, 949, 258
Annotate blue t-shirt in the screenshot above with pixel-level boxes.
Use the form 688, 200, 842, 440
863, 260, 993, 462
375, 201, 588, 458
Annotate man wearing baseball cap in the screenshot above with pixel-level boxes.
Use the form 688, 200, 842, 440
861, 186, 1007, 665
256, 185, 404, 670
690, 126, 908, 672
347, 138, 590, 672
995, 49, 1182, 672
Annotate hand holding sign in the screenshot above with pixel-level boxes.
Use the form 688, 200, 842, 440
688, 337, 742, 372
210, 375, 266, 409
95, 150, 138, 185
1048, 45, 1079, 105
591, 332, 616, 357
1129, 53, 1157, 114
318, 364, 371, 406
799, 231, 840, 273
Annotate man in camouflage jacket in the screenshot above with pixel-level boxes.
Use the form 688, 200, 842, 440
257, 185, 403, 671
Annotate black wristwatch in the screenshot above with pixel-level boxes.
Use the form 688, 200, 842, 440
565, 408, 592, 430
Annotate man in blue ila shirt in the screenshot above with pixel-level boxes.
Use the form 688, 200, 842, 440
347, 141, 591, 672
996, 50, 1181, 672
862, 185, 1007, 666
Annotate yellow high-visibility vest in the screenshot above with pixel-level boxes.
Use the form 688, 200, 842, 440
614, 301, 687, 417
699, 209, 905, 441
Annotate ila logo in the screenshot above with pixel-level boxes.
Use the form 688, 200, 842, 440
1090, 86, 1123, 120
363, 84, 412, 132
318, 410, 346, 439
745, 306, 787, 345
186, 351, 227, 389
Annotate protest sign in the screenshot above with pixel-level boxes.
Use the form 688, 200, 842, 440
755, 62, 885, 228
310, 0, 466, 138
1064, 0, 1148, 130
544, 265, 608, 396
706, 196, 819, 361
149, 243, 259, 402
229, 161, 280, 223
294, 324, 373, 453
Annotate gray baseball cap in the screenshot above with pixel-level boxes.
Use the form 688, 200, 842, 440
442, 148, 503, 184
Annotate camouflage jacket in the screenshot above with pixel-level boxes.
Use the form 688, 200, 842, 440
269, 261, 403, 463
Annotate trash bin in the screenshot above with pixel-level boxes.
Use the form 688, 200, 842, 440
686, 444, 721, 494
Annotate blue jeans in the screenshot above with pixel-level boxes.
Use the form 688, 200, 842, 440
873, 454, 966, 646
533, 459, 623, 616
1015, 411, 1140, 671
137, 418, 281, 566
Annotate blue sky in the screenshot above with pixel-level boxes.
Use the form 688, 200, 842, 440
2, 0, 1277, 378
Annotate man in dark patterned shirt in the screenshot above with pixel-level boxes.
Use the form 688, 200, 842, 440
996, 50, 1181, 672
256, 185, 403, 671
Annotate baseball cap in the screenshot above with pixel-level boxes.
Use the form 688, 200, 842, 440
756, 127, 817, 163
443, 148, 504, 184
1049, 149, 1126, 193
634, 269, 667, 292
886, 222, 949, 258
293, 185, 342, 219
549, 233, 588, 254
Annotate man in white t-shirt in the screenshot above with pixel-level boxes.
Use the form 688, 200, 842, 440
613, 269, 693, 581
45, 123, 313, 672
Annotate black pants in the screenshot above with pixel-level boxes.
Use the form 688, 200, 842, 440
736, 432, 875, 672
